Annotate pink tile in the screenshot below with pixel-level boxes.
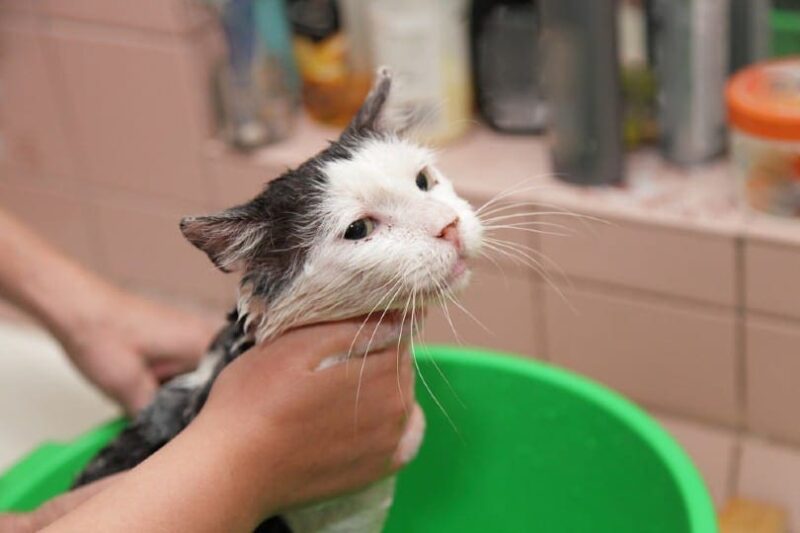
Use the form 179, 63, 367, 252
746, 241, 800, 320
746, 316, 800, 445
92, 198, 237, 308
0, 1, 35, 15
0, 181, 102, 270
539, 217, 737, 306
205, 112, 338, 211
545, 285, 738, 425
0, 24, 79, 183
39, 0, 210, 33
48, 31, 213, 204
738, 437, 800, 529
187, 25, 224, 158
463, 194, 539, 275
654, 412, 736, 507
436, 125, 549, 202
206, 146, 279, 210
423, 268, 540, 357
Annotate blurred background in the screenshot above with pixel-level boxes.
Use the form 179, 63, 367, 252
1, 0, 800, 528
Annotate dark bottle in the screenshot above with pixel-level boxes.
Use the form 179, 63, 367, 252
541, 0, 624, 185
471, 0, 547, 133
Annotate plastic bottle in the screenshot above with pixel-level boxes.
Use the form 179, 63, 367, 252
213, 0, 296, 151
367, 0, 473, 144
651, 0, 730, 165
288, 0, 371, 127
471, 0, 547, 134
541, 0, 624, 185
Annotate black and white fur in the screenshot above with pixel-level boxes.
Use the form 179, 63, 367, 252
73, 68, 484, 533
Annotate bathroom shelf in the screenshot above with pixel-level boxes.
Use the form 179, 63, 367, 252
205, 113, 800, 246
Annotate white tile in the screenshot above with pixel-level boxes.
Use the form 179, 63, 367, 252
739, 437, 800, 530
654, 412, 736, 507
0, 321, 118, 471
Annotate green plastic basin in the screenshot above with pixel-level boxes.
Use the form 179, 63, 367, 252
0, 346, 716, 532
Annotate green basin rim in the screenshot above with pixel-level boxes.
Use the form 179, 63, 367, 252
419, 344, 716, 533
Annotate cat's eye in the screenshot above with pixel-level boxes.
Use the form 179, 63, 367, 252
416, 169, 432, 191
343, 218, 376, 240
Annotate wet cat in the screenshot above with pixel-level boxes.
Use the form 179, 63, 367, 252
73, 68, 484, 532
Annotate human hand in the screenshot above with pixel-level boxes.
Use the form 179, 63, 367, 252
55, 285, 218, 416
195, 316, 422, 521
33, 317, 422, 533
0, 209, 218, 415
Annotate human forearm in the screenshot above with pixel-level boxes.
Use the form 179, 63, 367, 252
42, 417, 269, 533
0, 210, 214, 412
0, 210, 113, 339
37, 319, 416, 532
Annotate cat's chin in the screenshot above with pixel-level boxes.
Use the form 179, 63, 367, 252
445, 265, 471, 293
415, 263, 472, 304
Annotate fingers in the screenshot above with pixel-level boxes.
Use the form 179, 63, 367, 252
323, 344, 414, 434
156, 317, 216, 363
324, 340, 412, 386
274, 316, 406, 369
113, 369, 157, 417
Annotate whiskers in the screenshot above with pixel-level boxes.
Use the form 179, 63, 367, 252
348, 265, 466, 437
407, 282, 463, 436
475, 177, 608, 312
345, 177, 604, 438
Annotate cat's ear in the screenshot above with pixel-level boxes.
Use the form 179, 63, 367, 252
180, 207, 264, 273
345, 67, 418, 136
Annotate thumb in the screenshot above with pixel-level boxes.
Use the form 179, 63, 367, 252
111, 368, 158, 417
283, 315, 405, 370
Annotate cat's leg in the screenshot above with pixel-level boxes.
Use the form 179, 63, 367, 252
72, 381, 197, 488
72, 325, 247, 488
76, 353, 225, 488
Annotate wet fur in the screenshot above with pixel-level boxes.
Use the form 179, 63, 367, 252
72, 69, 482, 532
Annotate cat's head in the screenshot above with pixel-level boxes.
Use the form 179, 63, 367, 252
181, 68, 483, 340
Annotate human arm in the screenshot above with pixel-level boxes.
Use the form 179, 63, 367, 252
0, 210, 215, 414
38, 317, 419, 532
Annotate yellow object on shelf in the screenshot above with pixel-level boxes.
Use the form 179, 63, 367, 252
719, 498, 787, 533
293, 33, 371, 128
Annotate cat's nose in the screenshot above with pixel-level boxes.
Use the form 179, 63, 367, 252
436, 217, 461, 252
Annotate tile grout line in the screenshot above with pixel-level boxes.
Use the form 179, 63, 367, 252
735, 234, 748, 430
729, 233, 748, 500
727, 437, 744, 502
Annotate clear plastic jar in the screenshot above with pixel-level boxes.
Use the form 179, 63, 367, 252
726, 59, 800, 216
730, 130, 800, 216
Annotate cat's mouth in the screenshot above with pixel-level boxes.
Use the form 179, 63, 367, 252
448, 257, 468, 283
417, 257, 471, 302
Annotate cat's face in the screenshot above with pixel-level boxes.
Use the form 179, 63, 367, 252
314, 135, 482, 300
181, 69, 483, 339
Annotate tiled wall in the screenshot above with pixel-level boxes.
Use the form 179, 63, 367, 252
0, 0, 233, 310
3, 2, 800, 526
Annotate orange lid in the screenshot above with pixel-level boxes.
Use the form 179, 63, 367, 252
726, 58, 800, 141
